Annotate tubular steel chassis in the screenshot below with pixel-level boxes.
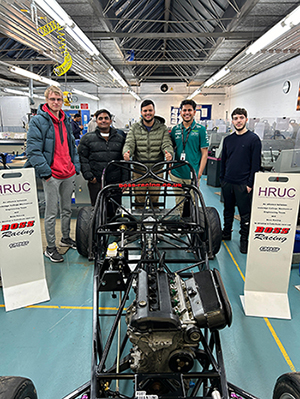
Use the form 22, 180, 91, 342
63, 160, 260, 399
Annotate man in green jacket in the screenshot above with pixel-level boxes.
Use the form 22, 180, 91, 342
123, 99, 173, 207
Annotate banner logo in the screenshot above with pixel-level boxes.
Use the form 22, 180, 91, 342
258, 187, 296, 198
9, 241, 29, 249
1, 221, 35, 239
254, 226, 290, 244
0, 182, 30, 195
259, 246, 280, 252
1, 221, 35, 231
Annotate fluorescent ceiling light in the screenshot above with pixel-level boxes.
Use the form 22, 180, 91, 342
39, 75, 61, 86
203, 67, 230, 87
108, 68, 128, 88
72, 88, 99, 101
3, 89, 44, 99
10, 66, 60, 86
187, 88, 201, 100
35, 0, 99, 56
65, 26, 99, 57
246, 5, 300, 55
33, 94, 45, 100
34, 0, 72, 27
128, 89, 141, 101
3, 88, 30, 96
10, 67, 40, 81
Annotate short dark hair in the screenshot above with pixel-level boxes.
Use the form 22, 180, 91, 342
74, 113, 81, 118
231, 108, 247, 119
141, 99, 155, 110
95, 109, 112, 119
180, 99, 196, 110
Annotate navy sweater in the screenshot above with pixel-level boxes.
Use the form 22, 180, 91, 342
220, 130, 261, 188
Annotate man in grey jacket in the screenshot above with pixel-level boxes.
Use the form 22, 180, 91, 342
26, 86, 80, 263
123, 99, 173, 207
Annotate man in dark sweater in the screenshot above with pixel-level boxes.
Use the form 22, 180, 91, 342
220, 108, 261, 254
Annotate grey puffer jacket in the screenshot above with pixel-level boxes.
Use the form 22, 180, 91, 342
24, 104, 80, 178
122, 116, 173, 167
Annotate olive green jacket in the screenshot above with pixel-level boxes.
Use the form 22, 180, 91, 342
122, 117, 173, 165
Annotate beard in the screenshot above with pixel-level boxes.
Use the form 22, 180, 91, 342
235, 122, 246, 132
144, 116, 154, 122
182, 115, 193, 122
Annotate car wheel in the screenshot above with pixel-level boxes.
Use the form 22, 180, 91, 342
273, 372, 300, 399
76, 206, 93, 257
198, 207, 222, 255
0, 376, 37, 399
207, 207, 222, 255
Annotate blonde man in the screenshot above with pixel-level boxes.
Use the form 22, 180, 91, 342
25, 86, 80, 262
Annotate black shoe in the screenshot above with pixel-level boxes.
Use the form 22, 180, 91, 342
59, 237, 77, 249
240, 240, 248, 254
44, 247, 64, 263
222, 231, 231, 240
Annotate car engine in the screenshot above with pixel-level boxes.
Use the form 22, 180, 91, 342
126, 267, 232, 374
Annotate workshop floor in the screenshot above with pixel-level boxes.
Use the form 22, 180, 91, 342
0, 177, 299, 399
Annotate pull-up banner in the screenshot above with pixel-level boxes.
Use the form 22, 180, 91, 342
242, 173, 300, 319
0, 168, 50, 311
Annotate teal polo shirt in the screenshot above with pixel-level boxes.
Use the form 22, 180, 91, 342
171, 120, 209, 179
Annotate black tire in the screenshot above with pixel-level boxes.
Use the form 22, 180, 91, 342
76, 206, 93, 257
273, 372, 300, 399
199, 207, 222, 255
0, 376, 37, 399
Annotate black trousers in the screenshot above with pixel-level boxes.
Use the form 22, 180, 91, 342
88, 181, 121, 218
221, 181, 252, 241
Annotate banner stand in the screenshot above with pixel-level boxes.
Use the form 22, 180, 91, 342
240, 292, 290, 319
0, 168, 50, 311
241, 172, 300, 319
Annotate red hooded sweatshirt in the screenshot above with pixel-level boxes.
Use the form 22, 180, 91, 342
43, 104, 75, 179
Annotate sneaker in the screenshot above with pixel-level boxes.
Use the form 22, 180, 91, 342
44, 247, 64, 263
59, 237, 77, 249
222, 231, 231, 240
240, 240, 248, 254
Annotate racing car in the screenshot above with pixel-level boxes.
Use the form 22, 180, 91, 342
0, 160, 299, 399
69, 160, 300, 399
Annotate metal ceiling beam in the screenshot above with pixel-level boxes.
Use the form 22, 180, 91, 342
136, 75, 201, 80
112, 60, 225, 65
162, 0, 171, 56
85, 31, 259, 39
3, 60, 56, 64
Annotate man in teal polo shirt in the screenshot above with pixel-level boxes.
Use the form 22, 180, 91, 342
170, 99, 209, 214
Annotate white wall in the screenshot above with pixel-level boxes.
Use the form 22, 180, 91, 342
12, 55, 300, 128
94, 55, 300, 126
225, 55, 300, 121
73, 82, 227, 128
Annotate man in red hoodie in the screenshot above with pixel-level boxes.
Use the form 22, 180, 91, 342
26, 86, 80, 263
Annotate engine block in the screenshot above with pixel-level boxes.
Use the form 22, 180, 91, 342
126, 268, 231, 373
